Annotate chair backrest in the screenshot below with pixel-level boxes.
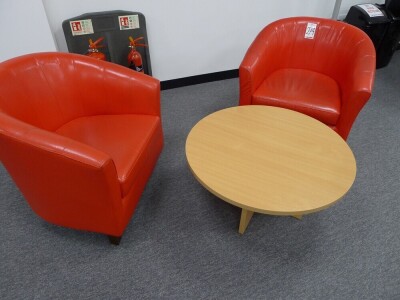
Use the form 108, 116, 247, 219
247, 17, 375, 83
0, 52, 141, 131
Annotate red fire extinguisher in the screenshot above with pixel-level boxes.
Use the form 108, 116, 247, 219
86, 37, 106, 61
128, 36, 147, 73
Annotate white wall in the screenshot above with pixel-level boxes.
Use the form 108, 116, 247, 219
43, 0, 335, 81
0, 1, 338, 80
0, 0, 56, 62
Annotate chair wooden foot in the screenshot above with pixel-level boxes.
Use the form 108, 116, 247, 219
108, 235, 122, 245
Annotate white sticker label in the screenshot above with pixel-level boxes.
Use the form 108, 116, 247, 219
70, 19, 94, 36
118, 15, 140, 30
304, 23, 317, 39
357, 4, 384, 17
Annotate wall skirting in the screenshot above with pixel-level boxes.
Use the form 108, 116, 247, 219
160, 69, 238, 90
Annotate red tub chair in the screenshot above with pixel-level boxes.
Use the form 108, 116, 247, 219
239, 17, 376, 140
0, 52, 163, 245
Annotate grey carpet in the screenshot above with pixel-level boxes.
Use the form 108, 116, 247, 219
1, 52, 400, 299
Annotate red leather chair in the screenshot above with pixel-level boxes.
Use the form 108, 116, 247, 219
0, 52, 163, 244
239, 17, 376, 140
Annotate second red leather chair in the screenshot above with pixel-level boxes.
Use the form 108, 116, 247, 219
239, 17, 376, 140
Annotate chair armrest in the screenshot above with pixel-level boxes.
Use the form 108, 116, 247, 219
102, 66, 161, 117
0, 113, 111, 166
336, 48, 375, 139
0, 113, 124, 235
239, 27, 281, 106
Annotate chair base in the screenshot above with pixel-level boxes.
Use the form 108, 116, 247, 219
108, 235, 122, 245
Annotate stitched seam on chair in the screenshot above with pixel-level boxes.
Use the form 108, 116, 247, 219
270, 100, 340, 118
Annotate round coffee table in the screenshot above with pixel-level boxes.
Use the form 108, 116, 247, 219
185, 105, 357, 234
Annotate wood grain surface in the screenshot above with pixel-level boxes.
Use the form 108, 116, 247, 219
185, 105, 356, 216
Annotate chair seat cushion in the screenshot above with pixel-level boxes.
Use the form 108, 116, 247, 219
56, 114, 162, 197
252, 68, 341, 125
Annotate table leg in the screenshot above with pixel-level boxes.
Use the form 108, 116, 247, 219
239, 208, 254, 234
292, 214, 303, 220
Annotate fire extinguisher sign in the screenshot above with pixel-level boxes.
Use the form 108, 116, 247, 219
70, 19, 94, 36
118, 15, 140, 30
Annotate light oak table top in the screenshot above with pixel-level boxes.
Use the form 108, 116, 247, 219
185, 105, 357, 234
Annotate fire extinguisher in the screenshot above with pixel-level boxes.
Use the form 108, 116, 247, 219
128, 36, 147, 73
86, 37, 106, 61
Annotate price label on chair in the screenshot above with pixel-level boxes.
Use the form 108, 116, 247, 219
304, 23, 317, 39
